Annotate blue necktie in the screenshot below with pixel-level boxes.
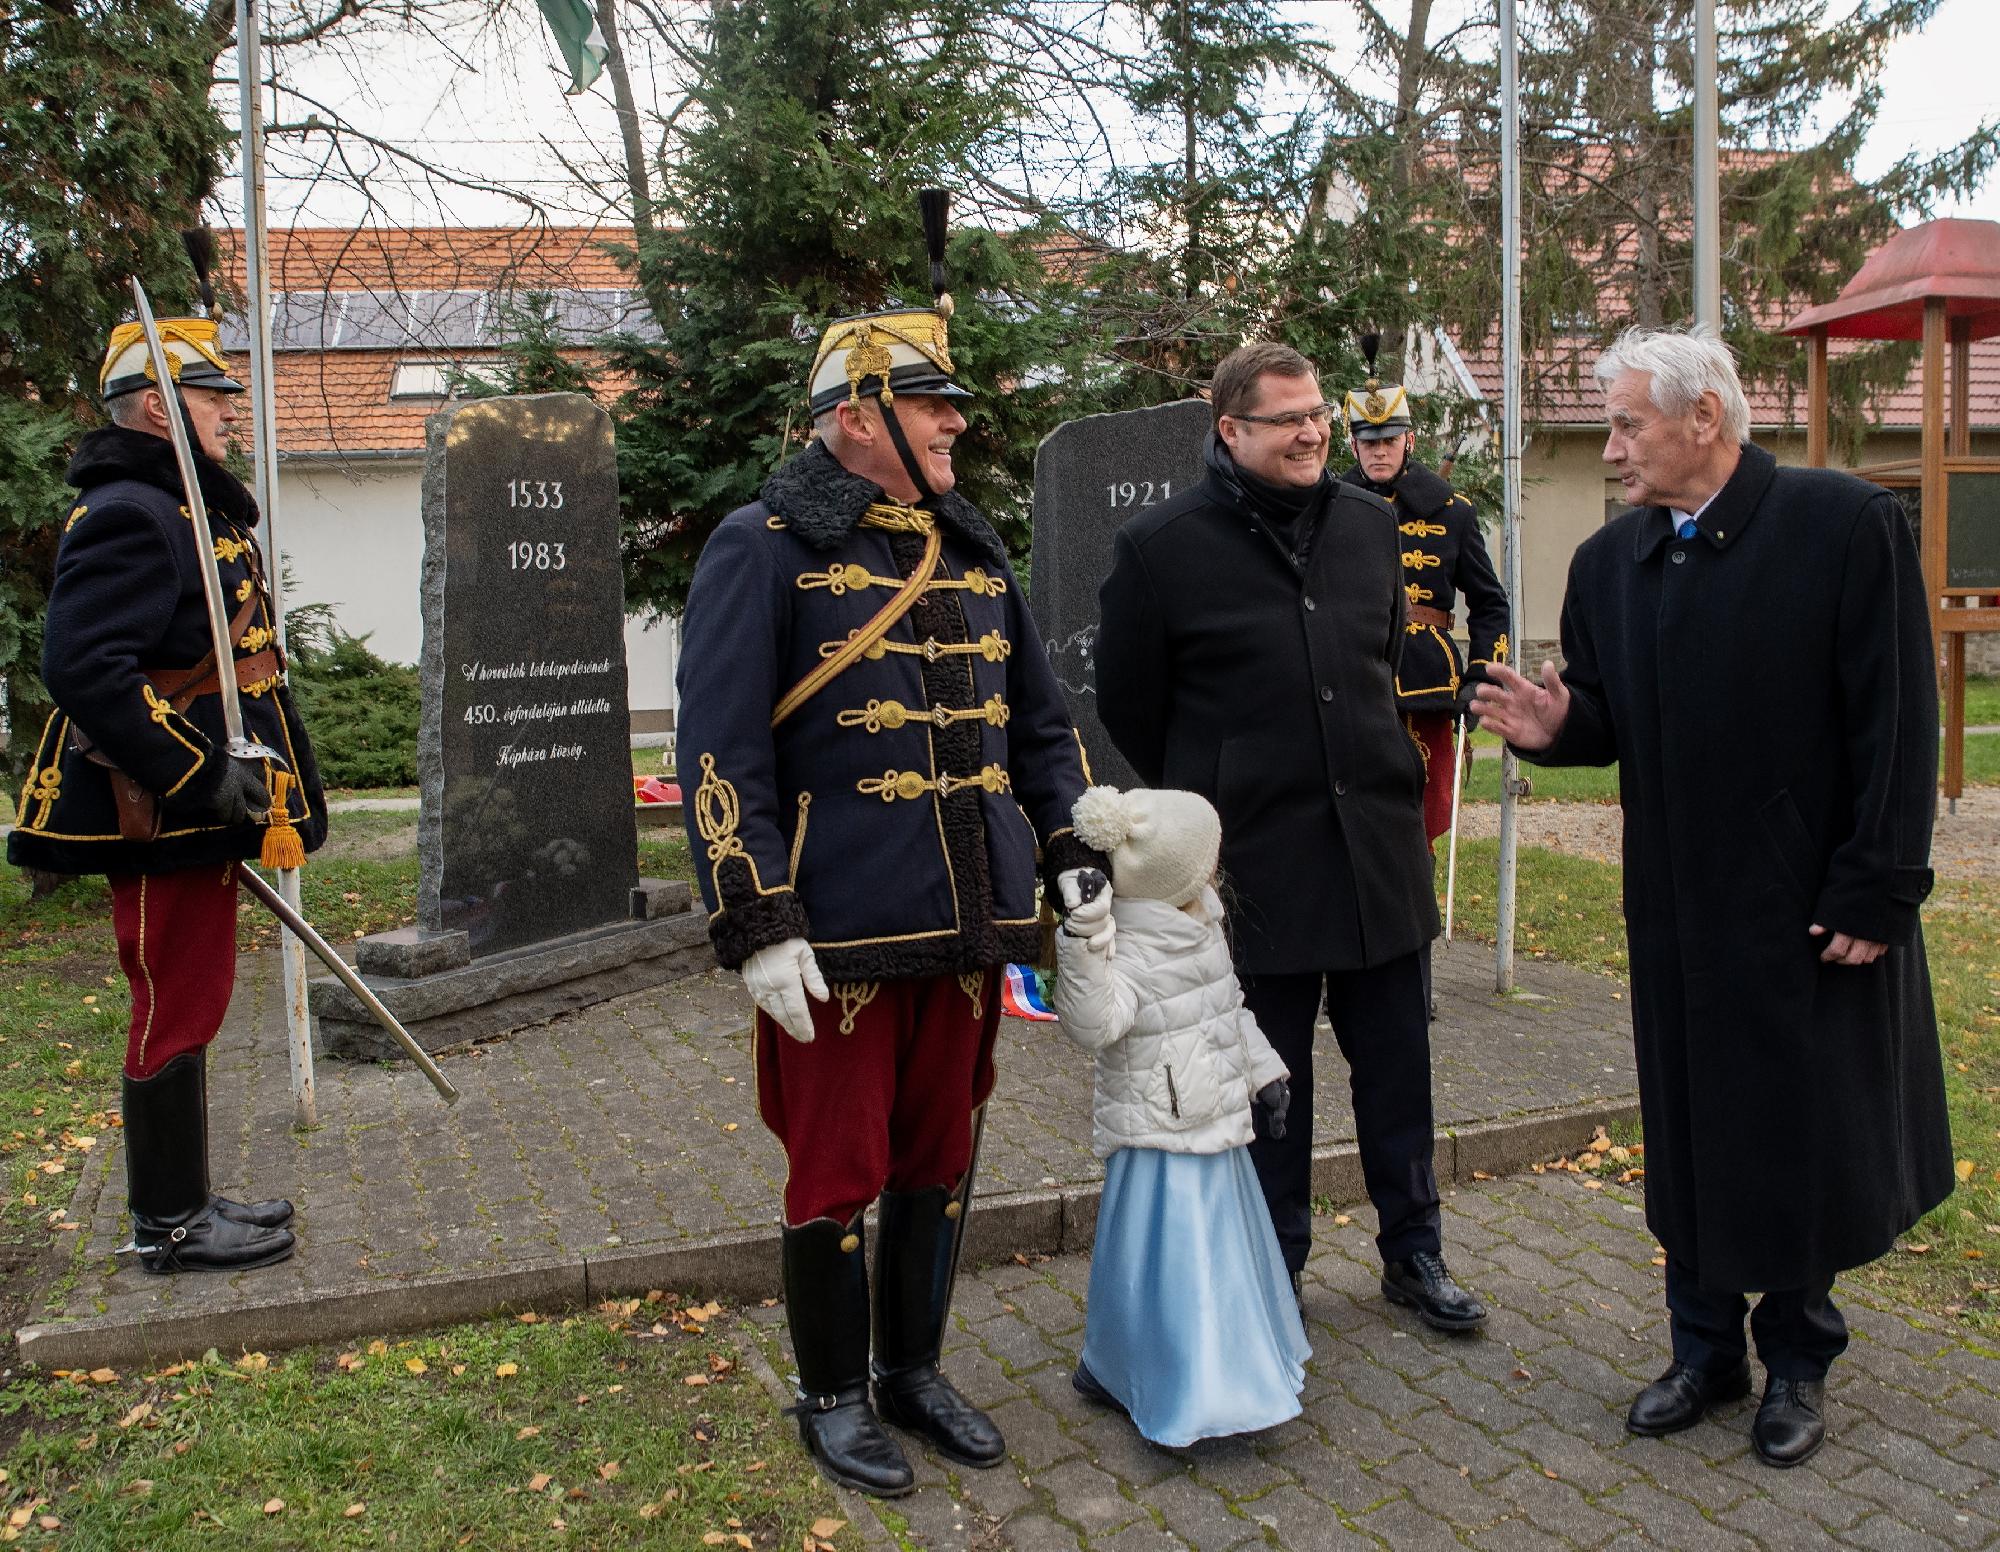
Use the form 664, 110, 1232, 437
1676, 517, 1698, 540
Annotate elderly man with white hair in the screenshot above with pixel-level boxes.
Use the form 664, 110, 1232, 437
1474, 325, 1951, 1468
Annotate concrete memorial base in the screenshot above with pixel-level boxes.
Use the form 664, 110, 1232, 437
311, 879, 706, 1059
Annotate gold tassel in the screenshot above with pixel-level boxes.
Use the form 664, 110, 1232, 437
260, 768, 306, 870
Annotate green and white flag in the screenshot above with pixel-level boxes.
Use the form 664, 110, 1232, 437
536, 0, 609, 94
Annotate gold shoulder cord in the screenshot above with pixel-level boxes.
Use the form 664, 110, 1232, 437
771, 517, 941, 730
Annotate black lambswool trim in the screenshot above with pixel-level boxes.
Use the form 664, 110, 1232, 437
761, 443, 1008, 568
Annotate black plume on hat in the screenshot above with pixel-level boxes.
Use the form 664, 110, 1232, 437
181, 227, 220, 320
919, 189, 950, 303
1360, 330, 1381, 375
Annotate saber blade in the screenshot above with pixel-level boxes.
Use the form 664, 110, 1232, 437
236, 865, 460, 1103
127, 278, 280, 764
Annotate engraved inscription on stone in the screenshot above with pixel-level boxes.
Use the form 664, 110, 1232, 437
417, 394, 638, 954
1029, 399, 1212, 790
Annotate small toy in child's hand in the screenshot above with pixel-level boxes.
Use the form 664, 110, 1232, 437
1063, 868, 1108, 910
1254, 1078, 1290, 1141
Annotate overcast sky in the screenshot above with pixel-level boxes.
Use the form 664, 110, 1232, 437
238, 0, 2000, 235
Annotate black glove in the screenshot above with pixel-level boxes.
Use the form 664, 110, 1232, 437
206, 761, 270, 826
1254, 1078, 1290, 1141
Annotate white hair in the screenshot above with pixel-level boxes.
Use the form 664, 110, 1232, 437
1592, 324, 1751, 444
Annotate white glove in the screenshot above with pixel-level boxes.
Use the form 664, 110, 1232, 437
1057, 868, 1116, 958
742, 937, 829, 1043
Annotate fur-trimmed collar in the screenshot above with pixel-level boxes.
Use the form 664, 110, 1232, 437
760, 439, 1008, 567
66, 425, 258, 527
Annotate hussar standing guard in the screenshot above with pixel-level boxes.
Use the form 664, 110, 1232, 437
675, 195, 1107, 1497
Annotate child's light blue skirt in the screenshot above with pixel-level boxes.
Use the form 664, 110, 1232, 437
1080, 1144, 1310, 1447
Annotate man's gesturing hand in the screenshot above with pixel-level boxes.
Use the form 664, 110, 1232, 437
1469, 660, 1572, 754
742, 937, 829, 1043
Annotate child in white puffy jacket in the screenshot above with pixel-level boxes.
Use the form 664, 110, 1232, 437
1054, 785, 1310, 1447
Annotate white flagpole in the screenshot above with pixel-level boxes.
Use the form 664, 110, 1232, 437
1494, 0, 1524, 994
1694, 0, 1721, 330
237, 0, 317, 1128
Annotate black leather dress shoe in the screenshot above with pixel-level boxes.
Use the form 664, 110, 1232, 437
1071, 1361, 1128, 1416
1381, 1251, 1487, 1330
875, 1365, 1006, 1468
1625, 1359, 1753, 1436
788, 1386, 917, 1497
1752, 1376, 1826, 1467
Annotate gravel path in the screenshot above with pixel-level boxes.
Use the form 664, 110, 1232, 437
1463, 788, 2000, 883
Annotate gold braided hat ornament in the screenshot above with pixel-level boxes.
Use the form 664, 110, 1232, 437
1342, 329, 1413, 442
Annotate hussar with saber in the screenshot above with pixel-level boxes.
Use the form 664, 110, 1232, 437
7, 246, 447, 1276
675, 190, 1109, 1497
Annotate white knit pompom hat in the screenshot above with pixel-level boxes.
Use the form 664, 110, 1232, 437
1070, 786, 1221, 907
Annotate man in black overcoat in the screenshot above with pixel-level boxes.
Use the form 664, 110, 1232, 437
1474, 324, 1951, 1468
1095, 341, 1487, 1330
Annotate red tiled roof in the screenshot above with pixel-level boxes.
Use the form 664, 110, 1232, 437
1455, 332, 2000, 432
231, 347, 625, 457
220, 225, 636, 295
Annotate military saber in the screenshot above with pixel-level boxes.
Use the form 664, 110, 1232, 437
128, 277, 281, 767
235, 865, 460, 1103
1443, 713, 1469, 943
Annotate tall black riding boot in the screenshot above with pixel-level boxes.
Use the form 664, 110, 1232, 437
123, 1052, 294, 1275
193, 1049, 294, 1228
872, 1186, 1006, 1468
782, 1214, 914, 1498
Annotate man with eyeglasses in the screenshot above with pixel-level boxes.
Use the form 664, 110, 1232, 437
1095, 341, 1487, 1331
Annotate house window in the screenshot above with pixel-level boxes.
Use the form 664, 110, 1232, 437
390, 361, 453, 399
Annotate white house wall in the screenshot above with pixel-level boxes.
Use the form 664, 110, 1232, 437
272, 459, 678, 730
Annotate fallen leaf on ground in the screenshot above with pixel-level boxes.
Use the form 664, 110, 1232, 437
405, 1358, 428, 1375
263, 1498, 285, 1514
335, 1352, 362, 1372
684, 1374, 710, 1387
344, 1503, 366, 1518
810, 1519, 848, 1539
515, 1425, 540, 1440
527, 1473, 553, 1493
597, 1461, 620, 1481
1333, 1213, 1353, 1227
87, 1368, 116, 1384
116, 1403, 152, 1429
1958, 1159, 1978, 1183
496, 1363, 519, 1378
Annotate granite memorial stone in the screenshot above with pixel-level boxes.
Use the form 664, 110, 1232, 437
417, 393, 638, 957
1029, 399, 1211, 790
312, 392, 711, 1059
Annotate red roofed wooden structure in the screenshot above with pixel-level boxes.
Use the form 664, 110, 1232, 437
1784, 218, 2000, 799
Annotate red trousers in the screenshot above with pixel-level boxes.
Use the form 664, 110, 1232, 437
756, 969, 1000, 1226
1407, 711, 1466, 846
109, 863, 239, 1079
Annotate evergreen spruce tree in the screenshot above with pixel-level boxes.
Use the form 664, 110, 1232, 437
602, 0, 1094, 617
1444, 0, 1998, 438
0, 0, 229, 786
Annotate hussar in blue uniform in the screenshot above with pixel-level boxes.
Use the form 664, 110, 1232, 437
9, 311, 325, 1273
1338, 337, 1510, 1010
676, 196, 1107, 1498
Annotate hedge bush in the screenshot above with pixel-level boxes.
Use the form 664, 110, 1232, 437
286, 619, 420, 789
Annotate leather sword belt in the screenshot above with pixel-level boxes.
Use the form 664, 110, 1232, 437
1408, 605, 1455, 630
144, 648, 284, 714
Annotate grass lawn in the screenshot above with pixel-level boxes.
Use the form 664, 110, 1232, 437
1463, 723, 2000, 797
0, 821, 856, 1548
1447, 837, 2000, 1330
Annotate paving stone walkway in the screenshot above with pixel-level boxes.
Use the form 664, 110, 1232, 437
772, 1173, 2000, 1552
24, 940, 1635, 1368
